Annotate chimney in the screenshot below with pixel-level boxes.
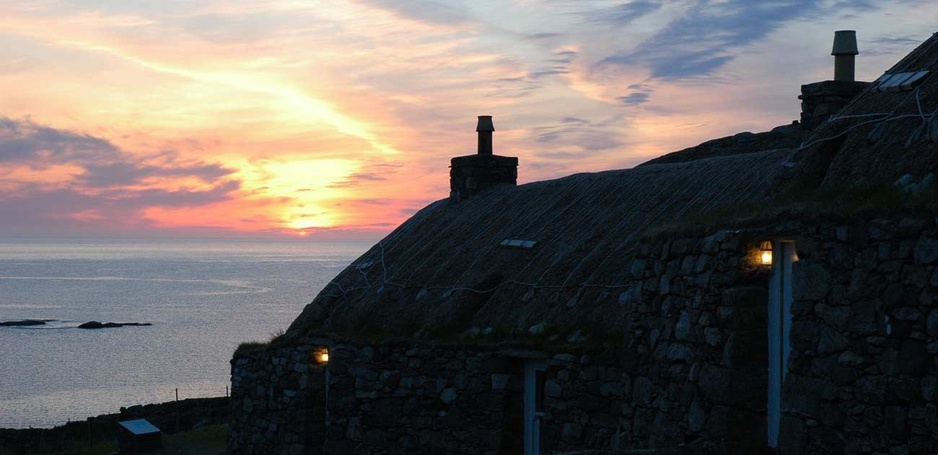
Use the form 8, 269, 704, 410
477, 115, 494, 155
449, 116, 518, 202
798, 30, 870, 130
832, 30, 858, 82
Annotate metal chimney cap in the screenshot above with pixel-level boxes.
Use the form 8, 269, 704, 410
476, 115, 494, 132
832, 30, 858, 56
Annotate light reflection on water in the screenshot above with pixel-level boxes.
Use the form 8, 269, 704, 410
0, 238, 369, 428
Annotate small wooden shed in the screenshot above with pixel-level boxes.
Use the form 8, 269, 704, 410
117, 419, 162, 453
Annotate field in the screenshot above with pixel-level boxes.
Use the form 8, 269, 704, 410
46, 424, 227, 455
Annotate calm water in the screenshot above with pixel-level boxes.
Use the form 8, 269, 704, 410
0, 238, 369, 428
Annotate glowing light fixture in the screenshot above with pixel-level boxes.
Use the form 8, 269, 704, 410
760, 241, 773, 266
314, 347, 330, 364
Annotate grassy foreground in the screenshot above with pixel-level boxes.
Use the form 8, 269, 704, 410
48, 424, 227, 455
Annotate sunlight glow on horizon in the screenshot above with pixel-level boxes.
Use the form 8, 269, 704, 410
0, 1, 935, 239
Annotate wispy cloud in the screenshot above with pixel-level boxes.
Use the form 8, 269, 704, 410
532, 116, 628, 159
0, 118, 240, 234
350, 0, 474, 25
327, 162, 403, 188
587, 1, 663, 25
592, 0, 901, 81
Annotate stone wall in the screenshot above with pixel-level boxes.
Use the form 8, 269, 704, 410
230, 230, 771, 454
323, 342, 524, 454
229, 340, 329, 454
230, 340, 529, 454
558, 230, 771, 453
778, 216, 938, 454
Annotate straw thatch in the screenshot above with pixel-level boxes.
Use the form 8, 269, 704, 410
288, 146, 795, 341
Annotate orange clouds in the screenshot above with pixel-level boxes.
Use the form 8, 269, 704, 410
0, 1, 936, 238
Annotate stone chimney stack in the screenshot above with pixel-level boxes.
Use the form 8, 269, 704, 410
832, 30, 859, 82
450, 116, 518, 202
799, 30, 870, 130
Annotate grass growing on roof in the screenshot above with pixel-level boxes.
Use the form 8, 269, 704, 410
645, 179, 938, 239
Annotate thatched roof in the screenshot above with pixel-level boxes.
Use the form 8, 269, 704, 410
792, 32, 938, 186
288, 147, 795, 341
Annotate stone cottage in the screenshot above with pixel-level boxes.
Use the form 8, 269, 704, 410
230, 31, 938, 454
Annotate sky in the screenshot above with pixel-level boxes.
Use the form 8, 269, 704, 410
0, 1, 935, 240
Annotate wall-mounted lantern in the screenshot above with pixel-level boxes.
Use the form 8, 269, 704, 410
313, 347, 330, 364
760, 241, 773, 266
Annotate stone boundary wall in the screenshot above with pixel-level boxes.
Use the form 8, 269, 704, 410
778, 216, 938, 454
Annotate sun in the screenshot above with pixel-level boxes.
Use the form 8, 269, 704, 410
284, 214, 335, 231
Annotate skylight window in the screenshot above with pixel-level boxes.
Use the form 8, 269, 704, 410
900, 71, 930, 90
499, 239, 538, 249
876, 70, 929, 92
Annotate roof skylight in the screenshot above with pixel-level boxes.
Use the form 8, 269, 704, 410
875, 70, 929, 92
499, 239, 538, 249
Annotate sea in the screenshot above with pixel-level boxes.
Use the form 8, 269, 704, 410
0, 238, 370, 429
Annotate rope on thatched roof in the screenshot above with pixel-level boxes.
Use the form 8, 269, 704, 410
801, 32, 938, 152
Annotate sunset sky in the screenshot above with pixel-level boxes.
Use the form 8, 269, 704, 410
1, 1, 935, 239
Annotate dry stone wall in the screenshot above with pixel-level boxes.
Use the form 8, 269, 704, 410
778, 216, 938, 455
322, 342, 522, 454
229, 340, 328, 454
564, 230, 771, 453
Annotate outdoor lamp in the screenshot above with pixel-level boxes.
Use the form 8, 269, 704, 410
315, 347, 330, 364
760, 241, 773, 266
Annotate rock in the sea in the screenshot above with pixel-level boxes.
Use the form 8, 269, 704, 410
78, 321, 152, 329
0, 319, 50, 327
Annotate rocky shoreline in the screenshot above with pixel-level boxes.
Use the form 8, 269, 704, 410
0, 396, 229, 454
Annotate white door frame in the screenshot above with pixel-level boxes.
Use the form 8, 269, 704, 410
524, 361, 548, 455
767, 241, 796, 448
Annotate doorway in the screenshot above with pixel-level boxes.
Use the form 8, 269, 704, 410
767, 241, 797, 448
524, 361, 547, 455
